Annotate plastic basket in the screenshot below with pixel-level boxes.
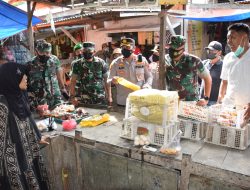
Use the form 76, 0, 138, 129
178, 118, 207, 140
125, 91, 179, 125
121, 116, 178, 146
178, 101, 208, 123
204, 124, 250, 150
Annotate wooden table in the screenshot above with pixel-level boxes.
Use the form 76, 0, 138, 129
41, 107, 250, 190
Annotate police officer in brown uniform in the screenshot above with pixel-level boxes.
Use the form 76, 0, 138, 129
108, 38, 153, 106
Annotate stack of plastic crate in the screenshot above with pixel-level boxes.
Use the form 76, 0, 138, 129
204, 105, 250, 150
177, 101, 209, 140
121, 89, 179, 146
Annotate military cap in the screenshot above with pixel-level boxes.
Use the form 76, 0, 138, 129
205, 41, 222, 51
169, 35, 186, 49
83, 42, 95, 51
120, 38, 135, 47
74, 43, 83, 51
36, 40, 52, 52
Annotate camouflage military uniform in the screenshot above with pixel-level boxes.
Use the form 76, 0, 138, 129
71, 56, 109, 105
27, 55, 63, 110
165, 53, 208, 101
165, 35, 209, 101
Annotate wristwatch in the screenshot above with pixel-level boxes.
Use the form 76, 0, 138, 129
204, 96, 209, 101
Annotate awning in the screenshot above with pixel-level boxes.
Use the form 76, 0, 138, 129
0, 0, 42, 40
177, 8, 250, 22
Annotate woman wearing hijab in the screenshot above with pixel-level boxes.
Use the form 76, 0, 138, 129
0, 60, 50, 189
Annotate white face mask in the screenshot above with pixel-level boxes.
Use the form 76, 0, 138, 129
234, 45, 244, 57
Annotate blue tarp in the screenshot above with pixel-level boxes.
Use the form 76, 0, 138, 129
177, 9, 250, 22
0, 0, 42, 40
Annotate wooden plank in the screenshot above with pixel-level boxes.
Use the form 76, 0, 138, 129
46, 136, 65, 189
60, 27, 78, 44
80, 147, 111, 190
62, 137, 82, 190
142, 162, 179, 190
189, 175, 246, 190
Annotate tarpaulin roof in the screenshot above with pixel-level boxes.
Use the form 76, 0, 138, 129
177, 8, 250, 22
0, 0, 42, 40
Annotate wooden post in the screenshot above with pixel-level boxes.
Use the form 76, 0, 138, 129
158, 5, 173, 90
27, 1, 36, 57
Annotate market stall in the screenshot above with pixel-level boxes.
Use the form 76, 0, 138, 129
37, 89, 250, 190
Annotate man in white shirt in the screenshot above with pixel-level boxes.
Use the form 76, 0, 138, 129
218, 23, 250, 122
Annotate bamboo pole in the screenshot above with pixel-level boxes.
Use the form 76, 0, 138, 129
27, 1, 37, 57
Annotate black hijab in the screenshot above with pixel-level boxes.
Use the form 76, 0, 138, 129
0, 62, 31, 120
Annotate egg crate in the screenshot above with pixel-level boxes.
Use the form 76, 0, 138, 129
204, 124, 250, 150
178, 118, 207, 140
178, 101, 208, 123
125, 98, 179, 125
121, 116, 178, 146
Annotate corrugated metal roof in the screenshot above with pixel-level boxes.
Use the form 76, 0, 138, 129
37, 9, 113, 26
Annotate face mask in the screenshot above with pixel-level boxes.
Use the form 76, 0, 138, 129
169, 48, 184, 59
206, 52, 217, 60
122, 48, 133, 58
83, 52, 94, 60
152, 54, 159, 62
234, 45, 244, 57
39, 55, 49, 63
77, 54, 83, 59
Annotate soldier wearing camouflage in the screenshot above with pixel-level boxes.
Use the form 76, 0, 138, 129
27, 40, 64, 110
165, 35, 212, 105
70, 42, 109, 105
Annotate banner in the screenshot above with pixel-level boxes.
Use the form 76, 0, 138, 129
187, 21, 203, 57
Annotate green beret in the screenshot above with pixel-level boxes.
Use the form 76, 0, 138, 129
73, 43, 83, 51
169, 35, 186, 49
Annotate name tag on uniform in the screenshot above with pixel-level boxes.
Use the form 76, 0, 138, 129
135, 65, 144, 69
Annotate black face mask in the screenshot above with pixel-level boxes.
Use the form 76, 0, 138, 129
122, 48, 133, 58
206, 52, 217, 60
77, 54, 83, 59
39, 55, 49, 63
152, 54, 159, 62
83, 52, 94, 60
169, 48, 184, 59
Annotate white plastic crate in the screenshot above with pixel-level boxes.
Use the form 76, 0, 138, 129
178, 118, 207, 140
126, 89, 179, 125
121, 116, 178, 146
204, 124, 250, 150
178, 101, 208, 123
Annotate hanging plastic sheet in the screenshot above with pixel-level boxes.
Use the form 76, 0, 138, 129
0, 0, 41, 40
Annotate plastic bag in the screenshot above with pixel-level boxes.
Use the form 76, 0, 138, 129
160, 130, 182, 155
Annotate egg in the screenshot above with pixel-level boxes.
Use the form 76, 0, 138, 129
134, 136, 140, 142
139, 140, 144, 146
134, 140, 140, 146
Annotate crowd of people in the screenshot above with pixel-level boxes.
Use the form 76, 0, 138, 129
1, 22, 250, 189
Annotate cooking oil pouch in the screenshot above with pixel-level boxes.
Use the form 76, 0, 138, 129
117, 77, 141, 91
79, 113, 109, 127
